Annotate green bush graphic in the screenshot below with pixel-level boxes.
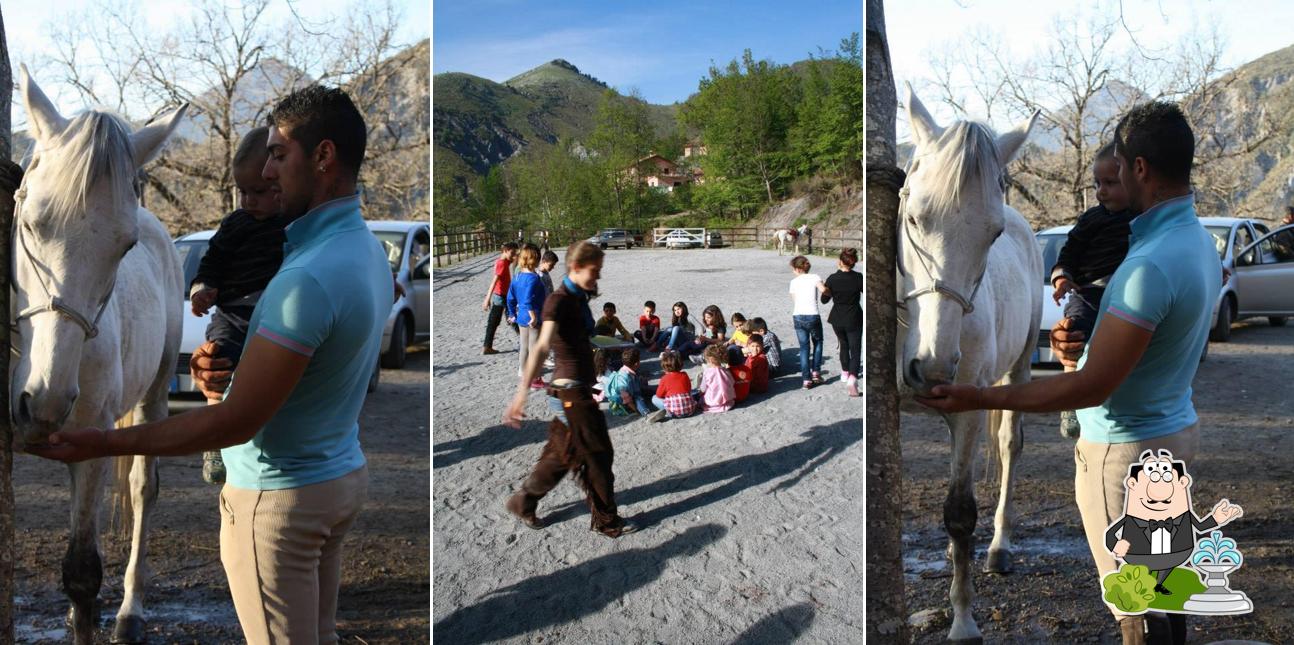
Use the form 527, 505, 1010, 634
1103, 564, 1156, 613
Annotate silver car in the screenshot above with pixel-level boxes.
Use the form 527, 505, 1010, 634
588, 228, 632, 249
1216, 221, 1294, 340
369, 220, 431, 367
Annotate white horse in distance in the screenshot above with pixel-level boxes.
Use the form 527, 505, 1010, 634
897, 87, 1041, 644
774, 224, 807, 255
11, 67, 186, 645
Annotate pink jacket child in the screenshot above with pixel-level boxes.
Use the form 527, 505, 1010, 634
699, 363, 736, 413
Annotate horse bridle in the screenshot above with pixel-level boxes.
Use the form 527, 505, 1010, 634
11, 175, 133, 342
896, 155, 1004, 320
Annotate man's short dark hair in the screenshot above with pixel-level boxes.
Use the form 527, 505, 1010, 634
1128, 460, 1186, 481
644, 300, 656, 310
268, 85, 367, 179
604, 302, 616, 312
1114, 101, 1194, 185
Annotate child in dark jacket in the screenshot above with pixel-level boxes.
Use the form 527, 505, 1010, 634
1050, 141, 1131, 438
188, 126, 287, 485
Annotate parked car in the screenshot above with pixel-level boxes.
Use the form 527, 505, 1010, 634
705, 230, 724, 247
663, 229, 701, 249
1201, 217, 1276, 341
169, 219, 429, 396
588, 228, 632, 249
1216, 221, 1294, 340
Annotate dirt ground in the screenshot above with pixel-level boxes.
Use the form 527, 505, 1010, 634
10, 347, 430, 644
901, 320, 1294, 644
432, 248, 863, 643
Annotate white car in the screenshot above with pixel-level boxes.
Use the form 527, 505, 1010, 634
169, 220, 429, 396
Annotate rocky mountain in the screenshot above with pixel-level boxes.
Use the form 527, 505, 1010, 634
433, 59, 677, 190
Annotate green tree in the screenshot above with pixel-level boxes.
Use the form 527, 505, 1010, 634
589, 89, 655, 230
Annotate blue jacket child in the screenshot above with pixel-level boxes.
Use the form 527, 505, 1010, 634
506, 270, 547, 327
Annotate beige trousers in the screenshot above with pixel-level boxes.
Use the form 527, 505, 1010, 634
1074, 423, 1199, 617
220, 466, 369, 644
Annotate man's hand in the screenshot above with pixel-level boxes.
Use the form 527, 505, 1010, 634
191, 287, 218, 317
1051, 277, 1076, 305
1211, 499, 1243, 526
914, 383, 984, 413
190, 341, 234, 402
503, 391, 528, 428
1050, 317, 1088, 369
1112, 539, 1131, 559
26, 427, 111, 463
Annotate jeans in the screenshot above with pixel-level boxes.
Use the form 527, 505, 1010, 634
664, 326, 694, 352
484, 294, 506, 348
833, 323, 862, 377
624, 376, 654, 414
793, 314, 823, 382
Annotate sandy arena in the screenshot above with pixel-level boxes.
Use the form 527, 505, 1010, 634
9, 349, 430, 643
902, 321, 1294, 643
432, 247, 863, 643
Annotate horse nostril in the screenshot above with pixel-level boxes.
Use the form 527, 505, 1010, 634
907, 358, 924, 384
16, 393, 32, 424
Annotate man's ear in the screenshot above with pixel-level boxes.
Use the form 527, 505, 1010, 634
1133, 156, 1150, 184
314, 139, 337, 170
1178, 474, 1192, 489
1126, 476, 1138, 491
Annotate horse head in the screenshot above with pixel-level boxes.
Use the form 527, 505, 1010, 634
899, 86, 1036, 396
11, 66, 187, 445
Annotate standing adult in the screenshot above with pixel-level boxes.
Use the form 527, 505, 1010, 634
33, 85, 389, 645
821, 248, 863, 397
1282, 205, 1294, 227
916, 101, 1219, 645
502, 241, 638, 538
788, 255, 827, 389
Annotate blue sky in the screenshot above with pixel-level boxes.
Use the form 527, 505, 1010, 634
432, 0, 862, 104
885, 0, 1294, 139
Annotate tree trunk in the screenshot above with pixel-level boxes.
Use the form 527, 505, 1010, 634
0, 8, 14, 641
865, 1, 910, 642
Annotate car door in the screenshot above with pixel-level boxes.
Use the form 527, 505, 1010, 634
411, 256, 430, 337
1235, 226, 1294, 314
1228, 223, 1255, 315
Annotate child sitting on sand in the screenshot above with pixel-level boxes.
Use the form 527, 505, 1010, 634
745, 335, 770, 394
699, 344, 736, 413
663, 302, 697, 352
684, 305, 728, 364
593, 302, 633, 341
592, 348, 614, 402
726, 313, 751, 366
605, 348, 653, 416
649, 351, 698, 422
633, 300, 662, 350
750, 318, 782, 374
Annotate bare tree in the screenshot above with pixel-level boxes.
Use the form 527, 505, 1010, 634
865, 0, 909, 641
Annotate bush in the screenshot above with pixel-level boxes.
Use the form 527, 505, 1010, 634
1102, 564, 1156, 613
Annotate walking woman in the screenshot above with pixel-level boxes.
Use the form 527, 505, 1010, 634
502, 241, 638, 538
788, 255, 827, 388
821, 248, 863, 397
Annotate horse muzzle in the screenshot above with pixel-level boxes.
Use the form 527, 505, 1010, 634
904, 354, 960, 398
14, 388, 78, 446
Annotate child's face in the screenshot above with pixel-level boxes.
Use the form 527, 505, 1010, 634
1093, 157, 1128, 212
539, 260, 555, 272
703, 312, 714, 325
643, 306, 655, 317
673, 305, 684, 317
745, 341, 761, 356
604, 306, 616, 318
234, 161, 279, 220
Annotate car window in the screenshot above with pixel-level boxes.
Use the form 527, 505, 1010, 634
1255, 223, 1270, 235
175, 239, 210, 299
1234, 225, 1254, 260
1204, 226, 1229, 259
412, 258, 430, 280
373, 232, 405, 273
1268, 228, 1294, 263
1035, 233, 1067, 285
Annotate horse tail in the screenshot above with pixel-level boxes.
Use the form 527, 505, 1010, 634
109, 411, 136, 537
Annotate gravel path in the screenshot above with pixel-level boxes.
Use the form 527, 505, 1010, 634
432, 247, 863, 644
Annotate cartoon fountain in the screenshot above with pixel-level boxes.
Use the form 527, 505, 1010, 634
1182, 530, 1252, 614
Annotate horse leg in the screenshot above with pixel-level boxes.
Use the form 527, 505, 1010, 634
986, 365, 1028, 574
946, 411, 984, 644
114, 388, 168, 643
65, 458, 108, 645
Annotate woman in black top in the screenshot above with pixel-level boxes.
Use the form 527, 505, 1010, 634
821, 248, 863, 397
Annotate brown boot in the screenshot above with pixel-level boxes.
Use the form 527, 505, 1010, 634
505, 493, 544, 529
483, 346, 500, 355
1119, 616, 1146, 645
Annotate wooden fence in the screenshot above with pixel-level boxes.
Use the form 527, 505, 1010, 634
433, 226, 863, 267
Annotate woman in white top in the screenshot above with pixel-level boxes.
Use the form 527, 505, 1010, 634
788, 255, 827, 388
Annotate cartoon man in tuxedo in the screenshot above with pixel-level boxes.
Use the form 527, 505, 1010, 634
1106, 449, 1244, 595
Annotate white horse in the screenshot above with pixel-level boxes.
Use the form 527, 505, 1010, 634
897, 88, 1041, 644
11, 67, 185, 645
774, 224, 807, 255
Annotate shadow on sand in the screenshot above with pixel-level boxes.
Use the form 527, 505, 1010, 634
432, 524, 728, 644
728, 602, 817, 645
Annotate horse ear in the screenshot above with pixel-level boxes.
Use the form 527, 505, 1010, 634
996, 110, 1039, 167
905, 83, 943, 149
131, 104, 189, 168
19, 65, 68, 141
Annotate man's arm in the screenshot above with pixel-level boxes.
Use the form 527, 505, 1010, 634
33, 336, 310, 460
918, 314, 1152, 413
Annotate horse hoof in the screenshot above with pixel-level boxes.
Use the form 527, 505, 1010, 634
111, 615, 147, 644
984, 548, 1012, 574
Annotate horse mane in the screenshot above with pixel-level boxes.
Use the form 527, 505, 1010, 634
918, 120, 1003, 217
29, 110, 137, 230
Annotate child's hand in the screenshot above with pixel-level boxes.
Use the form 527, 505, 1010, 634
191, 288, 218, 317
1051, 277, 1075, 304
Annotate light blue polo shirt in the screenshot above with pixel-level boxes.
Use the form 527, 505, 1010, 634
1076, 193, 1220, 444
223, 194, 390, 490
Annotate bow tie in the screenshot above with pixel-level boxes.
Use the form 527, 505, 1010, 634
1147, 519, 1175, 532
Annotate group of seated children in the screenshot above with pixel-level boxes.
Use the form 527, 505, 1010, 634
590, 299, 784, 422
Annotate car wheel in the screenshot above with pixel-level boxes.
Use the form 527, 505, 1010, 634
600, 243, 607, 250
367, 359, 380, 392
382, 313, 409, 369
1270, 316, 1288, 327
1210, 296, 1232, 342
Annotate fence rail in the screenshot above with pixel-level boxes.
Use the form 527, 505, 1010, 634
433, 225, 863, 267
